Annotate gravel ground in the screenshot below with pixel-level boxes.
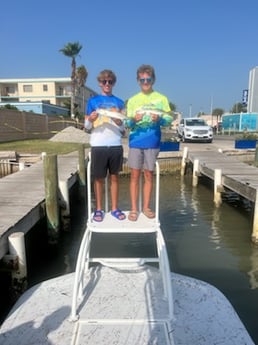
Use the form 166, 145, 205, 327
50, 126, 90, 144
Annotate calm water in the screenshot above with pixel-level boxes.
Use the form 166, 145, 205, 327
1, 173, 258, 343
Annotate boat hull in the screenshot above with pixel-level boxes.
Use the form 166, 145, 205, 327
0, 266, 254, 345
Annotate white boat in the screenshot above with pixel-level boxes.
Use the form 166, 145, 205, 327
0, 158, 254, 345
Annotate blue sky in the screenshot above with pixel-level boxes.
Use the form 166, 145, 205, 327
1, 0, 258, 116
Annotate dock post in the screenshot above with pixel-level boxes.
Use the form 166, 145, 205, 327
59, 179, 71, 231
252, 190, 258, 244
192, 159, 199, 186
43, 154, 60, 244
19, 162, 25, 171
8, 232, 27, 297
254, 144, 258, 167
78, 145, 86, 202
180, 146, 188, 176
214, 169, 222, 206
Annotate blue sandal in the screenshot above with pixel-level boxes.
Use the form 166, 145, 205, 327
93, 210, 104, 222
111, 209, 126, 220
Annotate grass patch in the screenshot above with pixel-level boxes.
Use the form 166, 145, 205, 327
0, 140, 89, 155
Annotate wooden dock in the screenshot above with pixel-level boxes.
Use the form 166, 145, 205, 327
185, 149, 258, 243
0, 151, 84, 261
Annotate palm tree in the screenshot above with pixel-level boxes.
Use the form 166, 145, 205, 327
76, 65, 88, 87
59, 41, 83, 118
76, 65, 88, 117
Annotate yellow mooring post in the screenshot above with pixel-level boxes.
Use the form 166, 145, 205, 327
43, 154, 60, 244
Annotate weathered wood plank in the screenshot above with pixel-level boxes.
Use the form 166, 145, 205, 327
0, 151, 82, 260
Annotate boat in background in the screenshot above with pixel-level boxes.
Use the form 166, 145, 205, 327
0, 158, 254, 344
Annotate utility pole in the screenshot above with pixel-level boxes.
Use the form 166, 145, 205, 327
210, 95, 213, 127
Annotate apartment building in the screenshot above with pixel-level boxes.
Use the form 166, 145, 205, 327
247, 67, 258, 113
0, 77, 97, 115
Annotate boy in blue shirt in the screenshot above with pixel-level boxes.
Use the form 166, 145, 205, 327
85, 70, 126, 222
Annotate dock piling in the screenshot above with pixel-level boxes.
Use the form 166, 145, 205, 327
8, 232, 27, 296
214, 169, 222, 206
59, 179, 71, 231
43, 154, 60, 244
192, 159, 199, 186
77, 145, 87, 206
180, 147, 188, 176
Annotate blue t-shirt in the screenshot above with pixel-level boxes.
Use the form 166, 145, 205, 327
86, 94, 124, 115
85, 94, 125, 147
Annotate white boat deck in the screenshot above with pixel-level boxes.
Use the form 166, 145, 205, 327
0, 268, 254, 344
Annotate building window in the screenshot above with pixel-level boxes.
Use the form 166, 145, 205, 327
58, 87, 64, 96
23, 85, 33, 92
5, 86, 15, 94
43, 84, 48, 91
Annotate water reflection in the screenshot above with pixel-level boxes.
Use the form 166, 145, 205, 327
210, 207, 222, 249
248, 248, 258, 289
156, 174, 258, 342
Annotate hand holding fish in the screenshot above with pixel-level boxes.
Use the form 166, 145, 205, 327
134, 112, 143, 122
150, 113, 159, 122
88, 111, 99, 122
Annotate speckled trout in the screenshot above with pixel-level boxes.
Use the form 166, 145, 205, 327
97, 108, 127, 120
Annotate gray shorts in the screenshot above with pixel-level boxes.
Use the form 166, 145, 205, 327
128, 148, 159, 171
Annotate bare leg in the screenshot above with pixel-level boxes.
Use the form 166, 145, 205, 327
143, 169, 155, 218
94, 178, 103, 211
130, 168, 141, 212
110, 174, 119, 211
110, 174, 125, 220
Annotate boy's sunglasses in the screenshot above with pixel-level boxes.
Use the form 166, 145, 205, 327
100, 79, 113, 85
139, 78, 153, 84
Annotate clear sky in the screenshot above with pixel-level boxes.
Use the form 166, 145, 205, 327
1, 0, 258, 116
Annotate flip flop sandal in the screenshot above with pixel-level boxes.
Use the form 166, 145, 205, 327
128, 211, 139, 222
143, 208, 155, 219
111, 209, 126, 220
93, 210, 104, 222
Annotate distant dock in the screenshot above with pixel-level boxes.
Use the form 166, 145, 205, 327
185, 149, 258, 243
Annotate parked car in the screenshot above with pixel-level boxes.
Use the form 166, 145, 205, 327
177, 118, 213, 143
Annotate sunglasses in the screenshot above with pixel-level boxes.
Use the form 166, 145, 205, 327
100, 79, 113, 85
139, 78, 153, 84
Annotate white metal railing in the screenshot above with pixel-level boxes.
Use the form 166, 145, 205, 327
70, 154, 174, 323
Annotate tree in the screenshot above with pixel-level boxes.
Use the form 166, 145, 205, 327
1, 104, 19, 110
211, 108, 224, 127
231, 102, 247, 113
59, 41, 83, 118
76, 65, 88, 87
169, 102, 176, 112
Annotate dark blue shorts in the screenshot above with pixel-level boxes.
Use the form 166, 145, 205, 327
91, 146, 123, 178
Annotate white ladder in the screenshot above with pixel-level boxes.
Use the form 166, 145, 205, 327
70, 155, 174, 326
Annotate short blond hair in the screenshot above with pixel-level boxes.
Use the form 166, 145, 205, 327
137, 64, 156, 82
97, 69, 117, 84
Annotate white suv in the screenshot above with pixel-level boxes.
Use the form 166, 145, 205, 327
177, 118, 213, 143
